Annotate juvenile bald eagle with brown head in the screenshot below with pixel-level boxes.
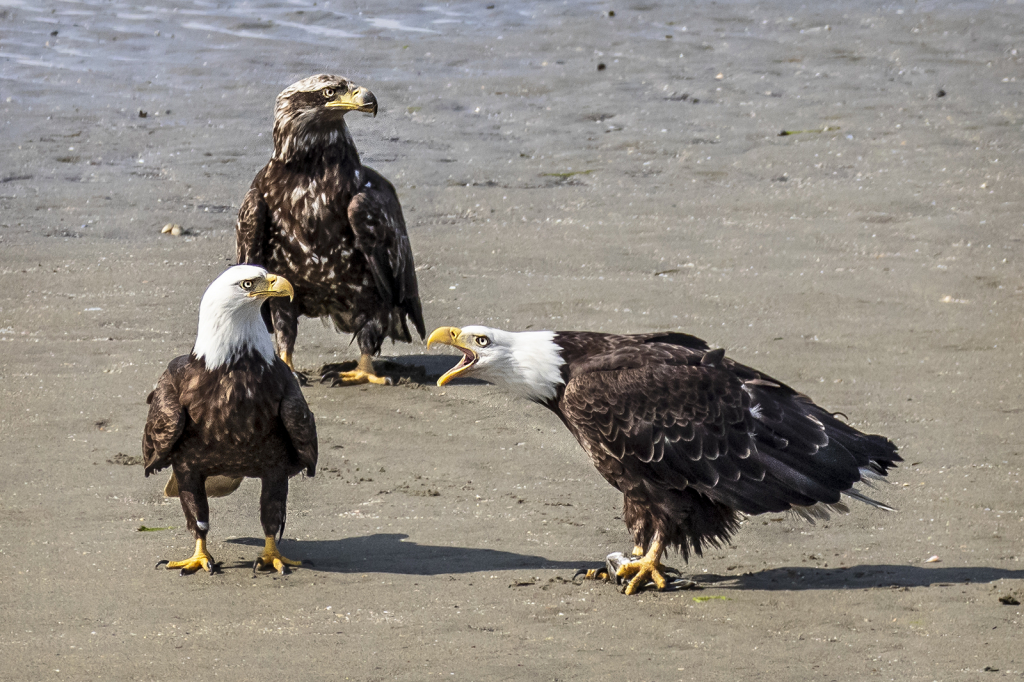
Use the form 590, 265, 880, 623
236, 74, 425, 385
143, 266, 318, 574
428, 326, 900, 595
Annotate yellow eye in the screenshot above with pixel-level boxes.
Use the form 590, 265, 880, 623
323, 88, 335, 99
241, 280, 254, 290
475, 336, 490, 347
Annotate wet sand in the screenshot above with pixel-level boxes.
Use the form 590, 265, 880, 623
1, 1, 1023, 680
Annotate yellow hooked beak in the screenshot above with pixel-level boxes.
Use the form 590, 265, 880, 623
324, 86, 378, 117
250, 274, 295, 301
427, 326, 477, 386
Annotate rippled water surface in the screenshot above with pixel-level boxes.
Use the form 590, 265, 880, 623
1, 0, 554, 93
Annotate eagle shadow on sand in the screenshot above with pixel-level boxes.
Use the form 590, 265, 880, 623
223, 533, 581, 575
317, 354, 488, 387
222, 534, 1024, 590
692, 564, 1024, 591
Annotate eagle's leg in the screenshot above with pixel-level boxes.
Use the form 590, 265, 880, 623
253, 475, 303, 574
320, 353, 393, 387
616, 537, 674, 595
270, 300, 307, 384
161, 471, 216, 574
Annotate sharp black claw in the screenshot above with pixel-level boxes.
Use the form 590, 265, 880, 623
318, 372, 335, 385
154, 559, 169, 570
252, 559, 261, 576
302, 559, 315, 567
294, 371, 309, 386
572, 568, 589, 581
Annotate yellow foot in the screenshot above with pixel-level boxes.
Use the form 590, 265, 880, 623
158, 539, 216, 574
617, 556, 675, 595
320, 368, 392, 387
253, 536, 304, 575
573, 567, 610, 583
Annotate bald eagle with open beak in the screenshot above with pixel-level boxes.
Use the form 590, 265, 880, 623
143, 265, 318, 574
236, 74, 425, 386
428, 325, 900, 595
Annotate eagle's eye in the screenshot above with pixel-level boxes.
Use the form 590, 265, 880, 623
322, 88, 335, 99
240, 279, 255, 291
475, 336, 490, 347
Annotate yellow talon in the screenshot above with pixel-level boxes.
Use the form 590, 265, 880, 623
164, 538, 215, 574
323, 369, 391, 386
320, 354, 392, 386
616, 539, 672, 595
253, 535, 303, 574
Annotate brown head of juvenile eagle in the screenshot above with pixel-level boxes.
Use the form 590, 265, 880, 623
235, 74, 425, 386
428, 326, 901, 595
143, 265, 318, 574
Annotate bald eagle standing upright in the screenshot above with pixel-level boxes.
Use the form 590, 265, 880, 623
143, 266, 318, 574
236, 74, 425, 386
428, 326, 901, 595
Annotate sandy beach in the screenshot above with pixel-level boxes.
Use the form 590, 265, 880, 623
1, 0, 1023, 679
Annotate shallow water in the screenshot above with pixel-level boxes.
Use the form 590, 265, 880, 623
1, 0, 545, 94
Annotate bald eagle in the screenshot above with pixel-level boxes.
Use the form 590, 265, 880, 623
428, 326, 900, 595
236, 74, 425, 386
143, 266, 318, 574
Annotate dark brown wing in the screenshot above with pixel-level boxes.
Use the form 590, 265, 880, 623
142, 355, 190, 477
276, 361, 318, 476
560, 347, 898, 516
235, 171, 271, 266
347, 167, 425, 339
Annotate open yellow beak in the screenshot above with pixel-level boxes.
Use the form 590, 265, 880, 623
324, 86, 378, 117
427, 327, 477, 386
251, 274, 294, 301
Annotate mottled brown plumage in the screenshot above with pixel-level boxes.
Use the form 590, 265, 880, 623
429, 326, 901, 594
144, 354, 317, 493
143, 266, 318, 574
236, 74, 424, 384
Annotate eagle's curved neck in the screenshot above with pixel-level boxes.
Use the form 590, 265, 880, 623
272, 116, 360, 167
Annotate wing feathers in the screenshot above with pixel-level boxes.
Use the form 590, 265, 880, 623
560, 340, 900, 520
142, 356, 189, 476
236, 183, 270, 266
278, 364, 318, 476
347, 167, 426, 339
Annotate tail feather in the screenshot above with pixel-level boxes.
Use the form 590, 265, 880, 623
841, 487, 897, 512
